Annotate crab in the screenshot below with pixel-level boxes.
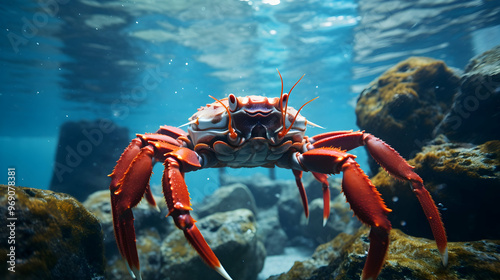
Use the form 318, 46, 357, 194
109, 71, 447, 280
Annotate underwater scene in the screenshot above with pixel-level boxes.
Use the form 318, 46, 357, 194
1, 0, 500, 279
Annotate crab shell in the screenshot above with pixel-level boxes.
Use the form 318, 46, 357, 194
186, 95, 311, 167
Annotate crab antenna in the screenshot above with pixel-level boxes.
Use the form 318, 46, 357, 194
286, 73, 305, 115
281, 96, 319, 137
209, 95, 237, 140
277, 69, 286, 133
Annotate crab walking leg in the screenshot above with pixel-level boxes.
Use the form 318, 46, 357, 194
340, 158, 392, 280
162, 157, 232, 280
363, 134, 448, 265
297, 148, 392, 279
310, 131, 448, 265
312, 172, 330, 226
110, 144, 155, 280
292, 169, 309, 219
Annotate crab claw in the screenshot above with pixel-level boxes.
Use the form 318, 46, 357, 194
110, 144, 155, 280
171, 211, 232, 280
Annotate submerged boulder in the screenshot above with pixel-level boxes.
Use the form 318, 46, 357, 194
435, 45, 500, 143
373, 138, 500, 241
195, 183, 258, 218
269, 226, 500, 280
0, 185, 105, 280
356, 48, 500, 242
356, 57, 460, 166
221, 172, 287, 208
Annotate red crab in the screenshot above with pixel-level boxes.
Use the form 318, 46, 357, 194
109, 71, 447, 280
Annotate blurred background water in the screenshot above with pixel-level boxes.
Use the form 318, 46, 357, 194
1, 0, 499, 202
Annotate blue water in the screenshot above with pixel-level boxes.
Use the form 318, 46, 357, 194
1, 0, 499, 202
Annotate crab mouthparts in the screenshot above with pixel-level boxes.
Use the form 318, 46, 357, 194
251, 124, 267, 138
244, 110, 273, 116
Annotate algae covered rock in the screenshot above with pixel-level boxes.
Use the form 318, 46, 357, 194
372, 139, 500, 241
160, 209, 266, 280
269, 226, 500, 280
0, 185, 105, 280
435, 45, 500, 143
356, 57, 460, 165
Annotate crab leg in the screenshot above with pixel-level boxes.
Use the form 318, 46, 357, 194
363, 134, 448, 265
292, 169, 309, 219
109, 133, 186, 279
109, 142, 155, 280
310, 131, 448, 265
162, 150, 232, 280
312, 172, 330, 226
296, 148, 392, 280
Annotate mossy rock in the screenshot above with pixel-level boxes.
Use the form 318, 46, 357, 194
372, 139, 500, 241
269, 226, 500, 280
0, 185, 105, 280
356, 57, 460, 172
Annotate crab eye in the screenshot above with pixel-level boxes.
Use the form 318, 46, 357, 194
280, 93, 288, 111
228, 94, 238, 112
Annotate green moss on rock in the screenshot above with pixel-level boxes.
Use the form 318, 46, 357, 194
269, 226, 500, 280
0, 185, 105, 280
356, 57, 460, 166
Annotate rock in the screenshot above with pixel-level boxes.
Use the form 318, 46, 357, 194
354, 48, 500, 243
0, 185, 105, 280
372, 138, 500, 241
49, 119, 129, 201
372, 141, 500, 241
160, 209, 266, 280
435, 45, 500, 143
278, 174, 359, 246
256, 206, 288, 255
195, 183, 258, 218
356, 57, 460, 170
277, 181, 307, 240
269, 226, 500, 280
220, 173, 286, 208
299, 196, 361, 246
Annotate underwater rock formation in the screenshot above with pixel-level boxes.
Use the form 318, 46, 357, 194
268, 226, 500, 280
85, 189, 265, 280
435, 45, 500, 143
356, 57, 460, 167
160, 209, 265, 280
221, 172, 288, 208
0, 185, 105, 280
373, 138, 500, 241
49, 119, 129, 201
278, 175, 360, 245
356, 47, 500, 242
196, 183, 258, 218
